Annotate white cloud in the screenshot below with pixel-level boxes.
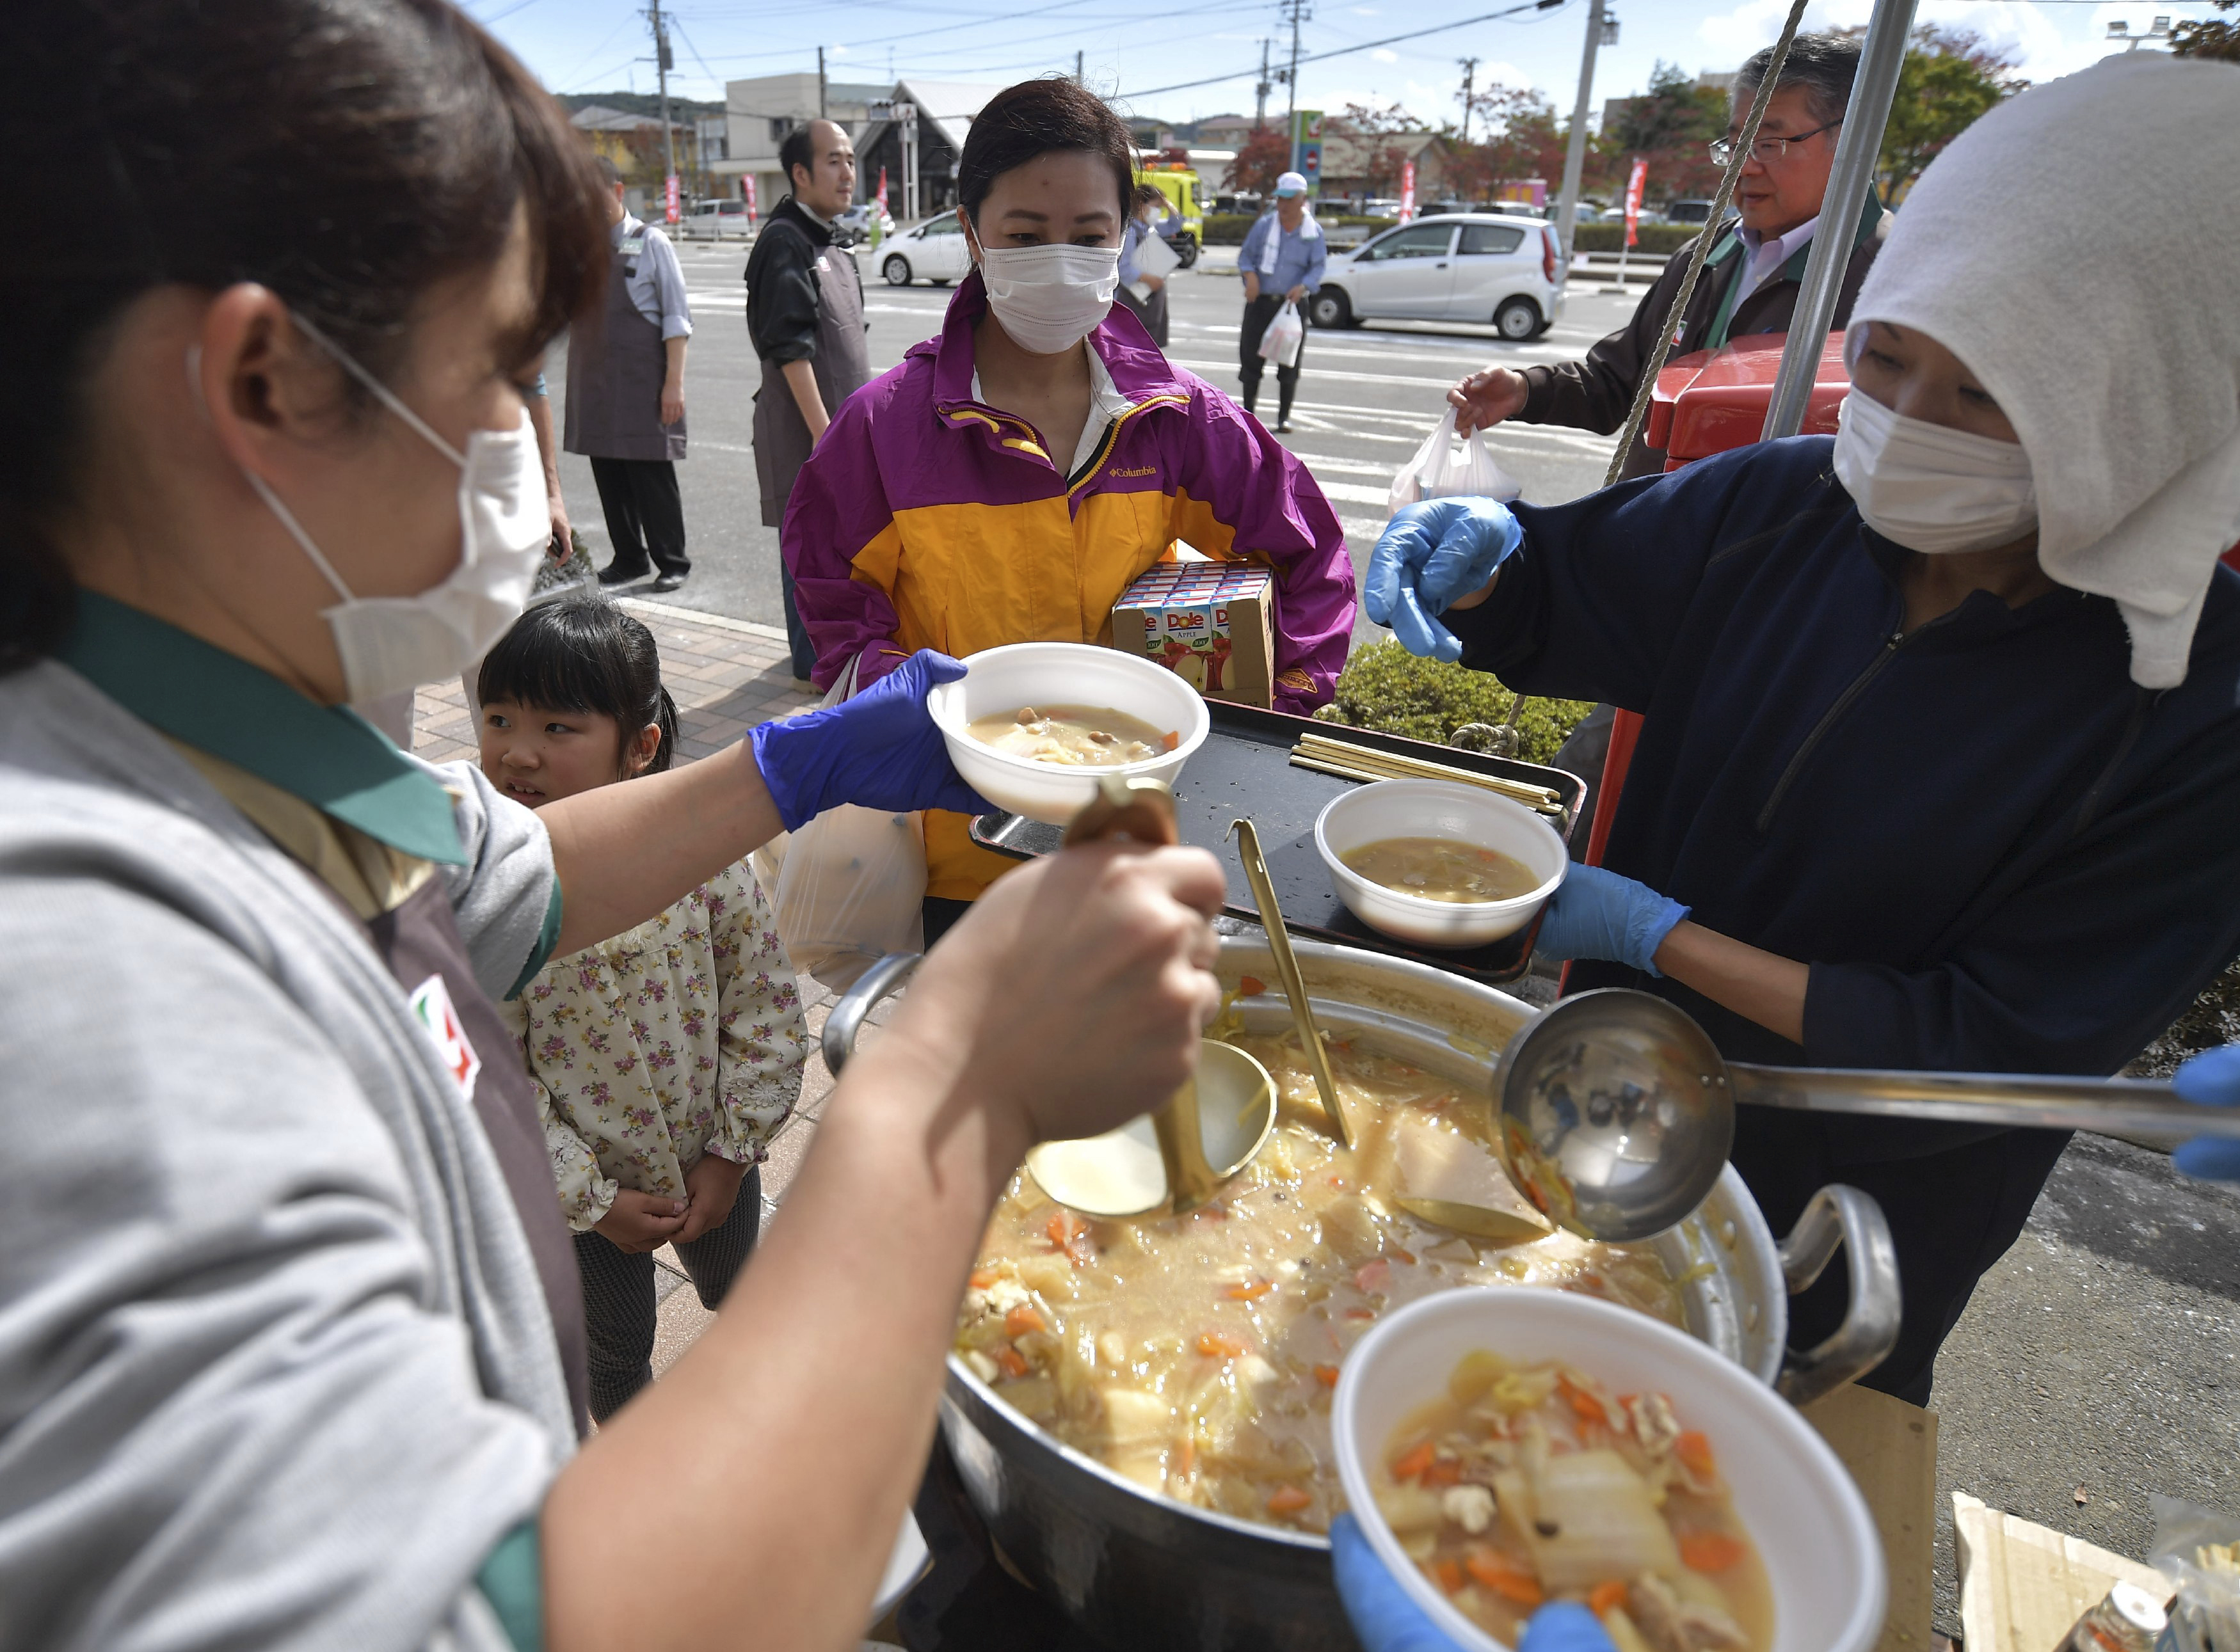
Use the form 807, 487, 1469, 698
1372, 47, 1399, 62
829, 43, 850, 56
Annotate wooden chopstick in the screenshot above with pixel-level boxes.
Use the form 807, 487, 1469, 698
1288, 751, 1566, 816
1292, 734, 1564, 810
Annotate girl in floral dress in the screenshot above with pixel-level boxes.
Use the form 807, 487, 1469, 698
477, 598, 808, 1421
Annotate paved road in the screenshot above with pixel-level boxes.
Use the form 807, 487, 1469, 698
548, 241, 1629, 653
554, 238, 2240, 1637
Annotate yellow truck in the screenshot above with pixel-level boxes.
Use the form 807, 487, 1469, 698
1134, 161, 1203, 269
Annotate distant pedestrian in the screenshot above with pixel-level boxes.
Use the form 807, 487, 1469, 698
1236, 170, 1325, 433
566, 155, 694, 594
745, 118, 866, 683
1114, 182, 1177, 347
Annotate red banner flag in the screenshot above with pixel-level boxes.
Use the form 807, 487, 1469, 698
1399, 158, 1416, 226
1622, 157, 1647, 250
664, 173, 680, 225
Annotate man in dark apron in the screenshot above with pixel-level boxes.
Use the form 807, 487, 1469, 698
566, 156, 694, 593
746, 120, 868, 683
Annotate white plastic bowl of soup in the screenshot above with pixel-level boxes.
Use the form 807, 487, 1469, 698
1314, 779, 1567, 949
1332, 1289, 1885, 1652
926, 642, 1210, 826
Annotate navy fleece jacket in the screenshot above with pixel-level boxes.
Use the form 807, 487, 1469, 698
1452, 437, 2240, 1161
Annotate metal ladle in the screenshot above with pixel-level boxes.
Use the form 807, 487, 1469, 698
1018, 774, 1277, 1218
1494, 987, 2240, 1243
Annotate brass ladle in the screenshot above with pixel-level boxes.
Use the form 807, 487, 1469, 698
1016, 775, 1277, 1218
1228, 817, 1354, 1149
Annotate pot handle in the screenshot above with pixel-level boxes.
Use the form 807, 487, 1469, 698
1773, 1184, 1903, 1408
820, 952, 923, 1079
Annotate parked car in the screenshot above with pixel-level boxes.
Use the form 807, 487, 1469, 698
838, 202, 895, 241
1308, 213, 1564, 338
878, 210, 973, 285
677, 198, 756, 241
1665, 198, 1717, 226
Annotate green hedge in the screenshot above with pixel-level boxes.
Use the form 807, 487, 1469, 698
1571, 221, 1705, 256
1201, 212, 1398, 246
1315, 640, 1591, 767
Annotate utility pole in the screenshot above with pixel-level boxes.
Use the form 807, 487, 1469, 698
1282, 0, 1310, 172
1457, 56, 1479, 143
1254, 38, 1272, 127
649, 0, 676, 198
1551, 0, 1603, 267
817, 45, 827, 118
1075, 49, 1084, 83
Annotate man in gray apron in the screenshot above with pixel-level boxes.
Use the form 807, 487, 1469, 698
566, 156, 695, 593
746, 120, 868, 681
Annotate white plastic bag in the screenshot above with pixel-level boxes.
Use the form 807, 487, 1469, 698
1386, 406, 1523, 516
2152, 1494, 2240, 1652
747, 656, 927, 992
1258, 299, 1305, 369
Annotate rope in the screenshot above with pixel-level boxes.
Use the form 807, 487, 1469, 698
1599, 0, 1812, 487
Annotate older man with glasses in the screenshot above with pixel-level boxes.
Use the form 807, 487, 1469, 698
1446, 33, 1882, 480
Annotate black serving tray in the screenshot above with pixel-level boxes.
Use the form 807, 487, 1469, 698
968, 702, 1585, 985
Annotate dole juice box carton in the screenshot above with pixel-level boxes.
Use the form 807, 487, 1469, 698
1107, 560, 1276, 707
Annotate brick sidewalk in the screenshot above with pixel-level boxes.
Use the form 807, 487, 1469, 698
413, 596, 829, 1386
411, 596, 820, 765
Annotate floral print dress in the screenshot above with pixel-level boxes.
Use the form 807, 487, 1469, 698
504, 859, 808, 1230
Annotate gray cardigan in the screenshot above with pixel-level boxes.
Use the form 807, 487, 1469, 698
0, 660, 572, 1650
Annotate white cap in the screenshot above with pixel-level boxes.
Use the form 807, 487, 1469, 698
1274, 171, 1309, 196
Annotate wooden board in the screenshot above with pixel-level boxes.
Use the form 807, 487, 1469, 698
1804, 1386, 1940, 1652
1953, 1492, 2170, 1652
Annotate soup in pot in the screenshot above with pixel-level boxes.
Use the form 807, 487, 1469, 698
1378, 1349, 1772, 1650
1341, 836, 1542, 904
967, 704, 1179, 766
956, 1033, 1683, 1536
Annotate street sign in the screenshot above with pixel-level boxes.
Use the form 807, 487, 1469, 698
1399, 159, 1416, 225
1292, 108, 1324, 197
664, 173, 680, 225
1623, 155, 1646, 249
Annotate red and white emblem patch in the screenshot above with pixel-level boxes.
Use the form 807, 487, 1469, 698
408, 973, 482, 1101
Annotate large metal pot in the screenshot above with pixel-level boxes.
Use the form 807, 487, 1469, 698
826, 937, 1900, 1652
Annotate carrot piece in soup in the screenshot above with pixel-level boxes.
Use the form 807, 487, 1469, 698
968, 1267, 999, 1289
1267, 1485, 1313, 1516
1679, 1532, 1746, 1573
1674, 1429, 1717, 1479
1162, 730, 1180, 752
1588, 1580, 1628, 1617
1559, 1374, 1607, 1427
1004, 1305, 1046, 1337
1464, 1546, 1544, 1607
1197, 1331, 1248, 1358
1313, 1364, 1341, 1388
994, 1345, 1030, 1379
1389, 1439, 1437, 1482
1239, 976, 1267, 997
1420, 1457, 1464, 1488
1224, 1278, 1276, 1302
1431, 1558, 1466, 1596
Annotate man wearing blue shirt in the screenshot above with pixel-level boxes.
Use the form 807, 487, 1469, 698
1236, 170, 1326, 433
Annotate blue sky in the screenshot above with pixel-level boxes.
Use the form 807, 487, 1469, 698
474, 0, 2221, 131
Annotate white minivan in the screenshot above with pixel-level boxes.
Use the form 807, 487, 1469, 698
678, 198, 755, 240
879, 210, 973, 286
1308, 213, 1565, 338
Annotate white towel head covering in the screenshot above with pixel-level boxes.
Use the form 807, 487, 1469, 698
1256, 191, 1322, 275
1847, 54, 2240, 688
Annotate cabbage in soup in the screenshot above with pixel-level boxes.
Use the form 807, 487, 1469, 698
956, 1033, 1682, 1536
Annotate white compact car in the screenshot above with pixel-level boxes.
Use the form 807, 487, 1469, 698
677, 198, 756, 241
1308, 213, 1565, 339
879, 210, 973, 286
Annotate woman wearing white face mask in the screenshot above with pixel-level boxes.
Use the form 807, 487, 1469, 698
1359, 55, 2240, 1408
783, 76, 1358, 939
0, 6, 1238, 1647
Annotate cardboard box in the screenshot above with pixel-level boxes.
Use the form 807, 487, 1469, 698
1954, 1493, 2170, 1652
1804, 1386, 1939, 1652
1108, 562, 1276, 708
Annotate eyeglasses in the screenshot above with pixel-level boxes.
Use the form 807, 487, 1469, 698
1709, 118, 1842, 167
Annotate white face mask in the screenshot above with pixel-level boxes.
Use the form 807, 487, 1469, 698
1832, 390, 2038, 556
225, 316, 550, 703
976, 242, 1120, 355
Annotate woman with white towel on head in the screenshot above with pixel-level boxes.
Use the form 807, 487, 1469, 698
1359, 53, 2240, 1411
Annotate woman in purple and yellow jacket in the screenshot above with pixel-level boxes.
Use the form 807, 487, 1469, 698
783, 77, 1357, 913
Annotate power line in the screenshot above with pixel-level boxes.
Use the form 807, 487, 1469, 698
1124, 0, 1567, 102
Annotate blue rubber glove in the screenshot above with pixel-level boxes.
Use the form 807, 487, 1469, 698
1533, 862, 1690, 977
746, 649, 992, 831
1364, 496, 1526, 664
1331, 1513, 1619, 1652
2173, 1044, 2240, 1181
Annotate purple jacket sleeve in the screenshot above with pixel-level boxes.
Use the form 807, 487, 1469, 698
1167, 388, 1358, 713
778, 389, 908, 693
